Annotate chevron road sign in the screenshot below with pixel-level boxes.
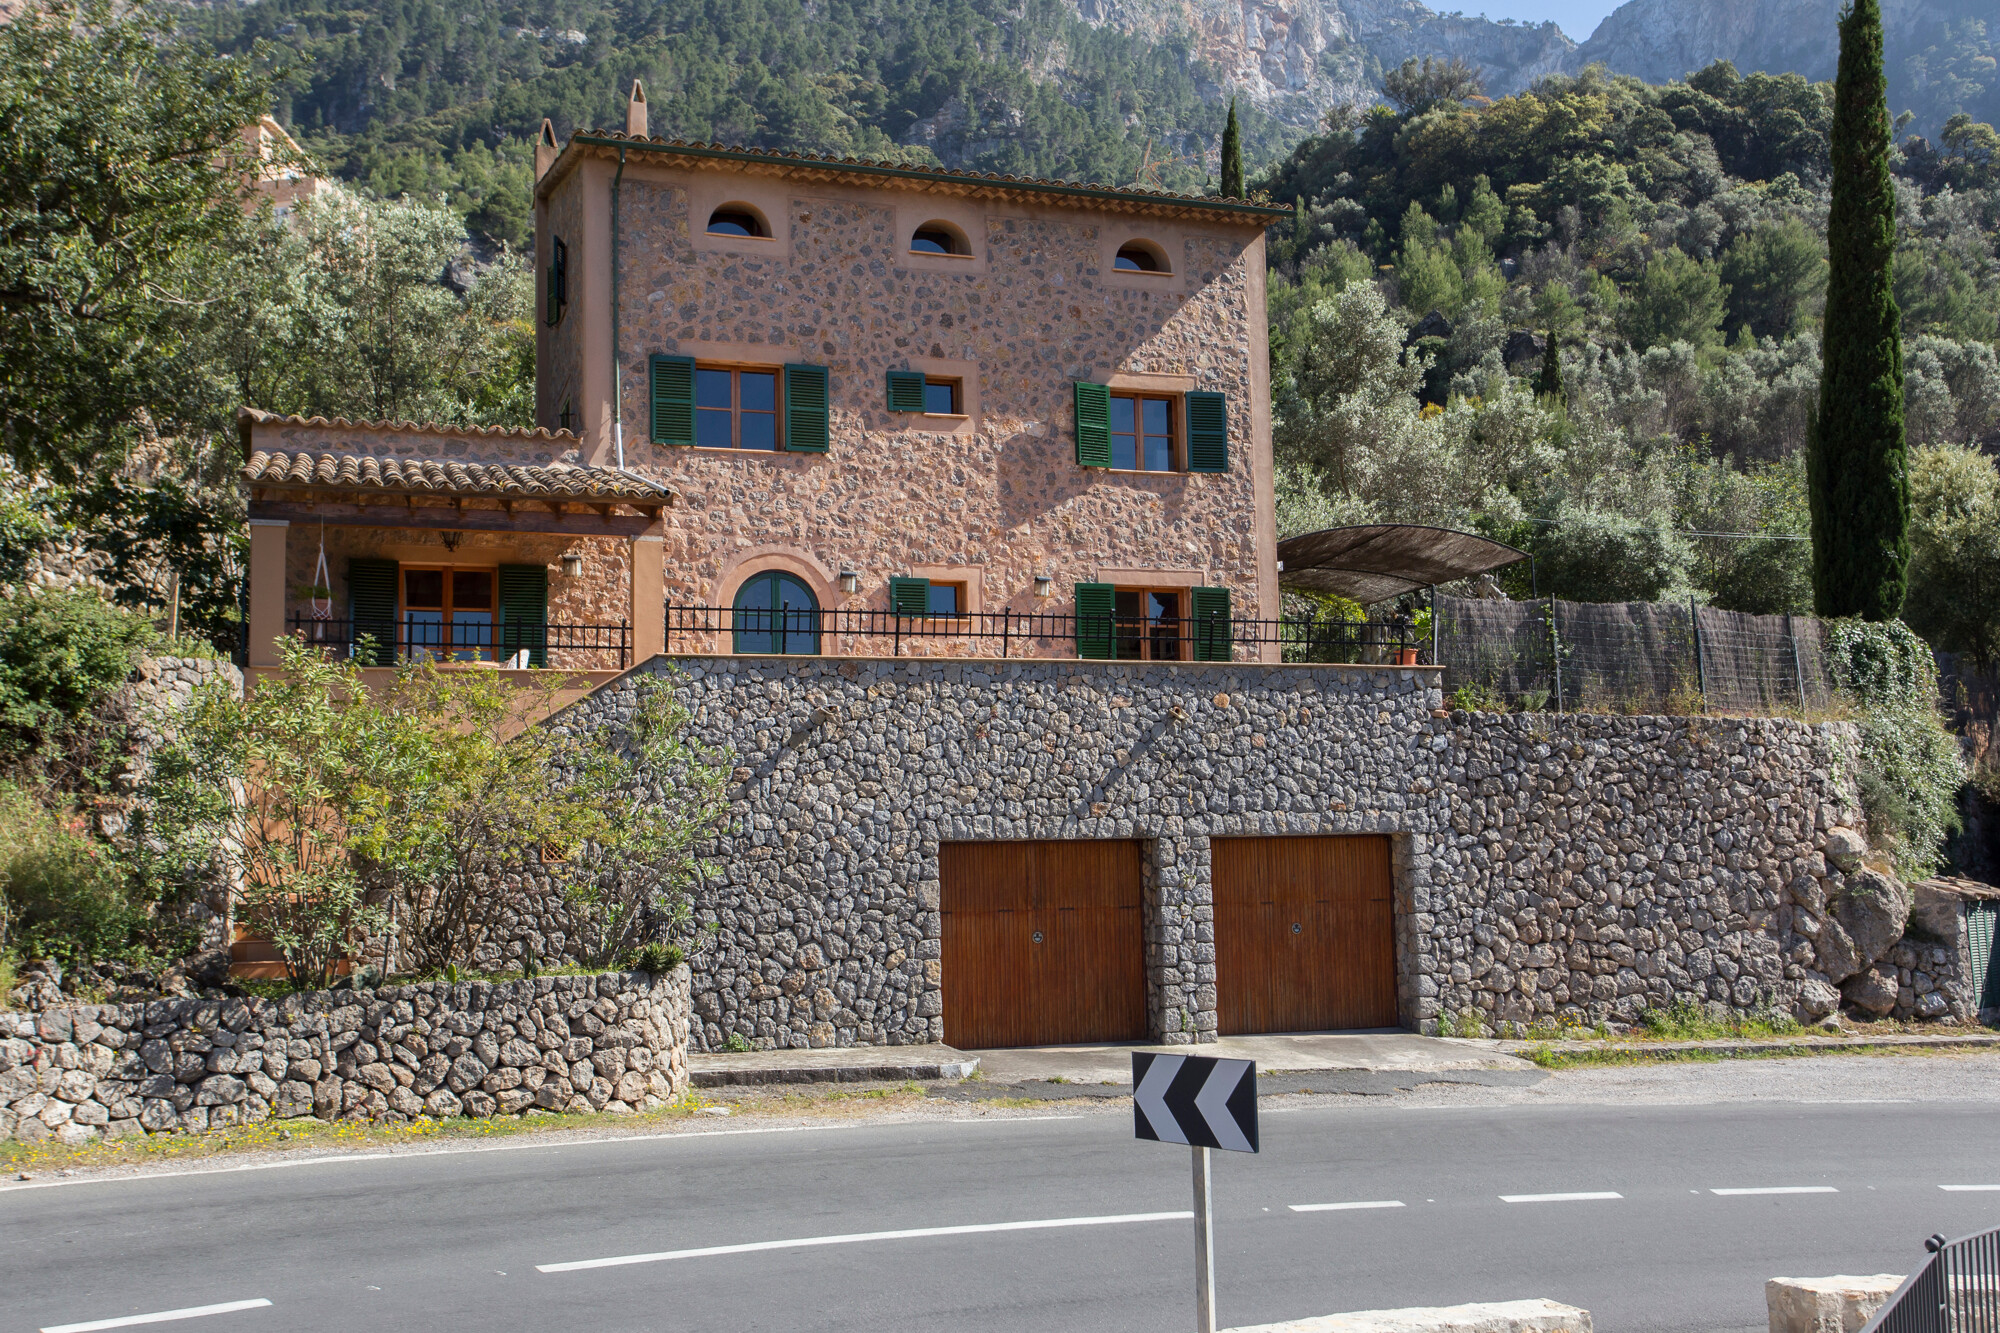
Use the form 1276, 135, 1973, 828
1132, 1053, 1259, 1154
1133, 1053, 1259, 1333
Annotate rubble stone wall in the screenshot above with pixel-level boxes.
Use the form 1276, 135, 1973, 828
1, 968, 690, 1145
554, 655, 1886, 1052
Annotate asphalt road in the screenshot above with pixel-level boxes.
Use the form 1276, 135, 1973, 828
7, 1096, 1999, 1333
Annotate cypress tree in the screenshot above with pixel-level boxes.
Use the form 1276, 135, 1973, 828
1536, 330, 1564, 402
1220, 99, 1243, 199
1809, 0, 1908, 621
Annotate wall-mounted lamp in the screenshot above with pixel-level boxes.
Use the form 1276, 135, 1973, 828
440, 530, 463, 553
1033, 575, 1053, 598
838, 569, 860, 594
560, 551, 585, 578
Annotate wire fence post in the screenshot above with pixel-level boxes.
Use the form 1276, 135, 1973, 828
1787, 613, 1808, 715
1548, 598, 1563, 713
1689, 597, 1707, 713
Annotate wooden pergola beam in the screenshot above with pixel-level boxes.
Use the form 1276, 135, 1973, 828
249, 500, 656, 537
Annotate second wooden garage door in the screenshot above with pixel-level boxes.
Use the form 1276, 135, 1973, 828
1213, 835, 1397, 1034
941, 840, 1146, 1049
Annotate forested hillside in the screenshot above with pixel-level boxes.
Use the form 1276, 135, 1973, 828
1258, 57, 2000, 647
189, 0, 1293, 249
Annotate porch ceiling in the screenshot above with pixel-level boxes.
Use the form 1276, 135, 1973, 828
244, 449, 672, 536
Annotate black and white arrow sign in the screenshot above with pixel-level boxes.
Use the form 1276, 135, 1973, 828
1132, 1053, 1258, 1154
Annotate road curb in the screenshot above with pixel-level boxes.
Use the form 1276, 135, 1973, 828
1499, 1033, 2000, 1060
691, 1056, 981, 1087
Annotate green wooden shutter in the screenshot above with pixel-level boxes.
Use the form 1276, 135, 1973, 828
1971, 901, 2000, 1010
784, 363, 831, 452
1185, 391, 1229, 473
498, 563, 549, 669
1191, 586, 1232, 661
651, 355, 695, 446
886, 370, 926, 414
889, 576, 931, 617
1075, 582, 1114, 659
1073, 381, 1111, 467
348, 559, 398, 667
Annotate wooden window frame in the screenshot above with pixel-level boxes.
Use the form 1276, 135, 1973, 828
1110, 586, 1186, 661
399, 564, 499, 663
1109, 392, 1179, 473
693, 362, 783, 451
921, 377, 963, 417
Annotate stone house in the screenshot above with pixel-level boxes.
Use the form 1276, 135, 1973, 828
237, 88, 1948, 1052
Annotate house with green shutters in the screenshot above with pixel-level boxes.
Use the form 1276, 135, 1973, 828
240, 82, 1288, 674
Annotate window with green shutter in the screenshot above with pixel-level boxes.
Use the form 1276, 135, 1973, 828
348, 558, 398, 666
885, 370, 926, 413
498, 564, 549, 668
1190, 586, 1232, 661
1075, 582, 1115, 659
545, 237, 568, 327
651, 355, 694, 445
784, 363, 831, 452
889, 576, 930, 617
1185, 392, 1228, 473
1073, 382, 1111, 467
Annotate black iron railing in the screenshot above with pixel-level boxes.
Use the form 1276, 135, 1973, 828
665, 604, 1426, 664
1861, 1226, 2000, 1333
285, 615, 631, 669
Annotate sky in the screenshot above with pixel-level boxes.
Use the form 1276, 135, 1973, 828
1457, 0, 1625, 42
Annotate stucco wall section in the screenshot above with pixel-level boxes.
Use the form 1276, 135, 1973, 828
538, 180, 587, 434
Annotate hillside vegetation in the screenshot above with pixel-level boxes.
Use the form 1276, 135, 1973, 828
1258, 58, 1999, 633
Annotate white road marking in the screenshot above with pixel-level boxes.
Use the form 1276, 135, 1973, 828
537, 1210, 1194, 1273
1941, 1185, 2000, 1192
1290, 1200, 1405, 1212
1500, 1192, 1623, 1203
41, 1297, 272, 1332
0, 1115, 1086, 1194
1711, 1186, 1838, 1196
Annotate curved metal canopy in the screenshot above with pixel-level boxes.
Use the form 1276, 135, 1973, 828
1277, 524, 1528, 605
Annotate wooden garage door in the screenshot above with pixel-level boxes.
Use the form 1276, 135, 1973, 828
1213, 835, 1396, 1035
941, 840, 1147, 1049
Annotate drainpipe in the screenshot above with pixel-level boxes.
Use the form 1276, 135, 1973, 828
610, 145, 627, 469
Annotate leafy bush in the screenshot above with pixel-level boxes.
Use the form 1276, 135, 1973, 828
1826, 618, 1966, 879
0, 588, 155, 779
0, 782, 142, 967
627, 942, 684, 976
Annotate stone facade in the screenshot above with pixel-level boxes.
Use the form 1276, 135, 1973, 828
0, 968, 691, 1144
554, 654, 1878, 1051
534, 142, 1285, 645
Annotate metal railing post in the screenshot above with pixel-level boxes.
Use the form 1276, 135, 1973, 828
1002, 608, 1010, 659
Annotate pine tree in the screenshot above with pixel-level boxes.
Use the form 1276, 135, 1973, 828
1536, 331, 1564, 402
1809, 0, 1909, 621
1220, 99, 1243, 199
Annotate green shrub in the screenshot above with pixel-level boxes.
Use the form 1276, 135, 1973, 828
0, 588, 155, 774
0, 783, 141, 967
628, 941, 684, 975
1826, 618, 1966, 879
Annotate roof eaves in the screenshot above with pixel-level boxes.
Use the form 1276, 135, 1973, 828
540, 132, 1292, 222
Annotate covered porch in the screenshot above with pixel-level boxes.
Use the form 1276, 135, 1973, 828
239, 410, 674, 674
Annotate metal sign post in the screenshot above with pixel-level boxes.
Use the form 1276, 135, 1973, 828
1134, 1053, 1259, 1333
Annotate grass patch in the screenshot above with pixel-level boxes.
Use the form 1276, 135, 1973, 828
1522, 1040, 1993, 1071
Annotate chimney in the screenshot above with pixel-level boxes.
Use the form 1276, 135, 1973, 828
626, 79, 648, 138
534, 118, 559, 181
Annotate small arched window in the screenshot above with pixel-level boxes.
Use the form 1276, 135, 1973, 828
707, 205, 769, 238
910, 222, 968, 256
733, 570, 820, 655
1115, 241, 1169, 273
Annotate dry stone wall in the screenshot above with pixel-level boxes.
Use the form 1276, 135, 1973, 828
555, 655, 1880, 1051
0, 969, 690, 1145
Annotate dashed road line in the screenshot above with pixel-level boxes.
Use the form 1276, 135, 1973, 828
41, 1298, 273, 1332
1289, 1200, 1405, 1212
1499, 1191, 1622, 1203
536, 1210, 1194, 1273
1711, 1186, 1838, 1196
1941, 1185, 2000, 1192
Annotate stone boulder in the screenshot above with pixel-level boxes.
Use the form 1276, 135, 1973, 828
1840, 966, 1899, 1017
1502, 329, 1546, 369
1822, 827, 1868, 872
1813, 919, 1864, 985
1792, 979, 1841, 1022
1766, 1275, 1901, 1333
1833, 870, 1912, 966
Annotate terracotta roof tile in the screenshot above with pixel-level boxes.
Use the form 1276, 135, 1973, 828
243, 450, 672, 504
236, 406, 579, 442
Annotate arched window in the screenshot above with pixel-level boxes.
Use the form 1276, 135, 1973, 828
733, 570, 820, 655
707, 205, 769, 238
1115, 241, 1169, 273
910, 222, 968, 255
